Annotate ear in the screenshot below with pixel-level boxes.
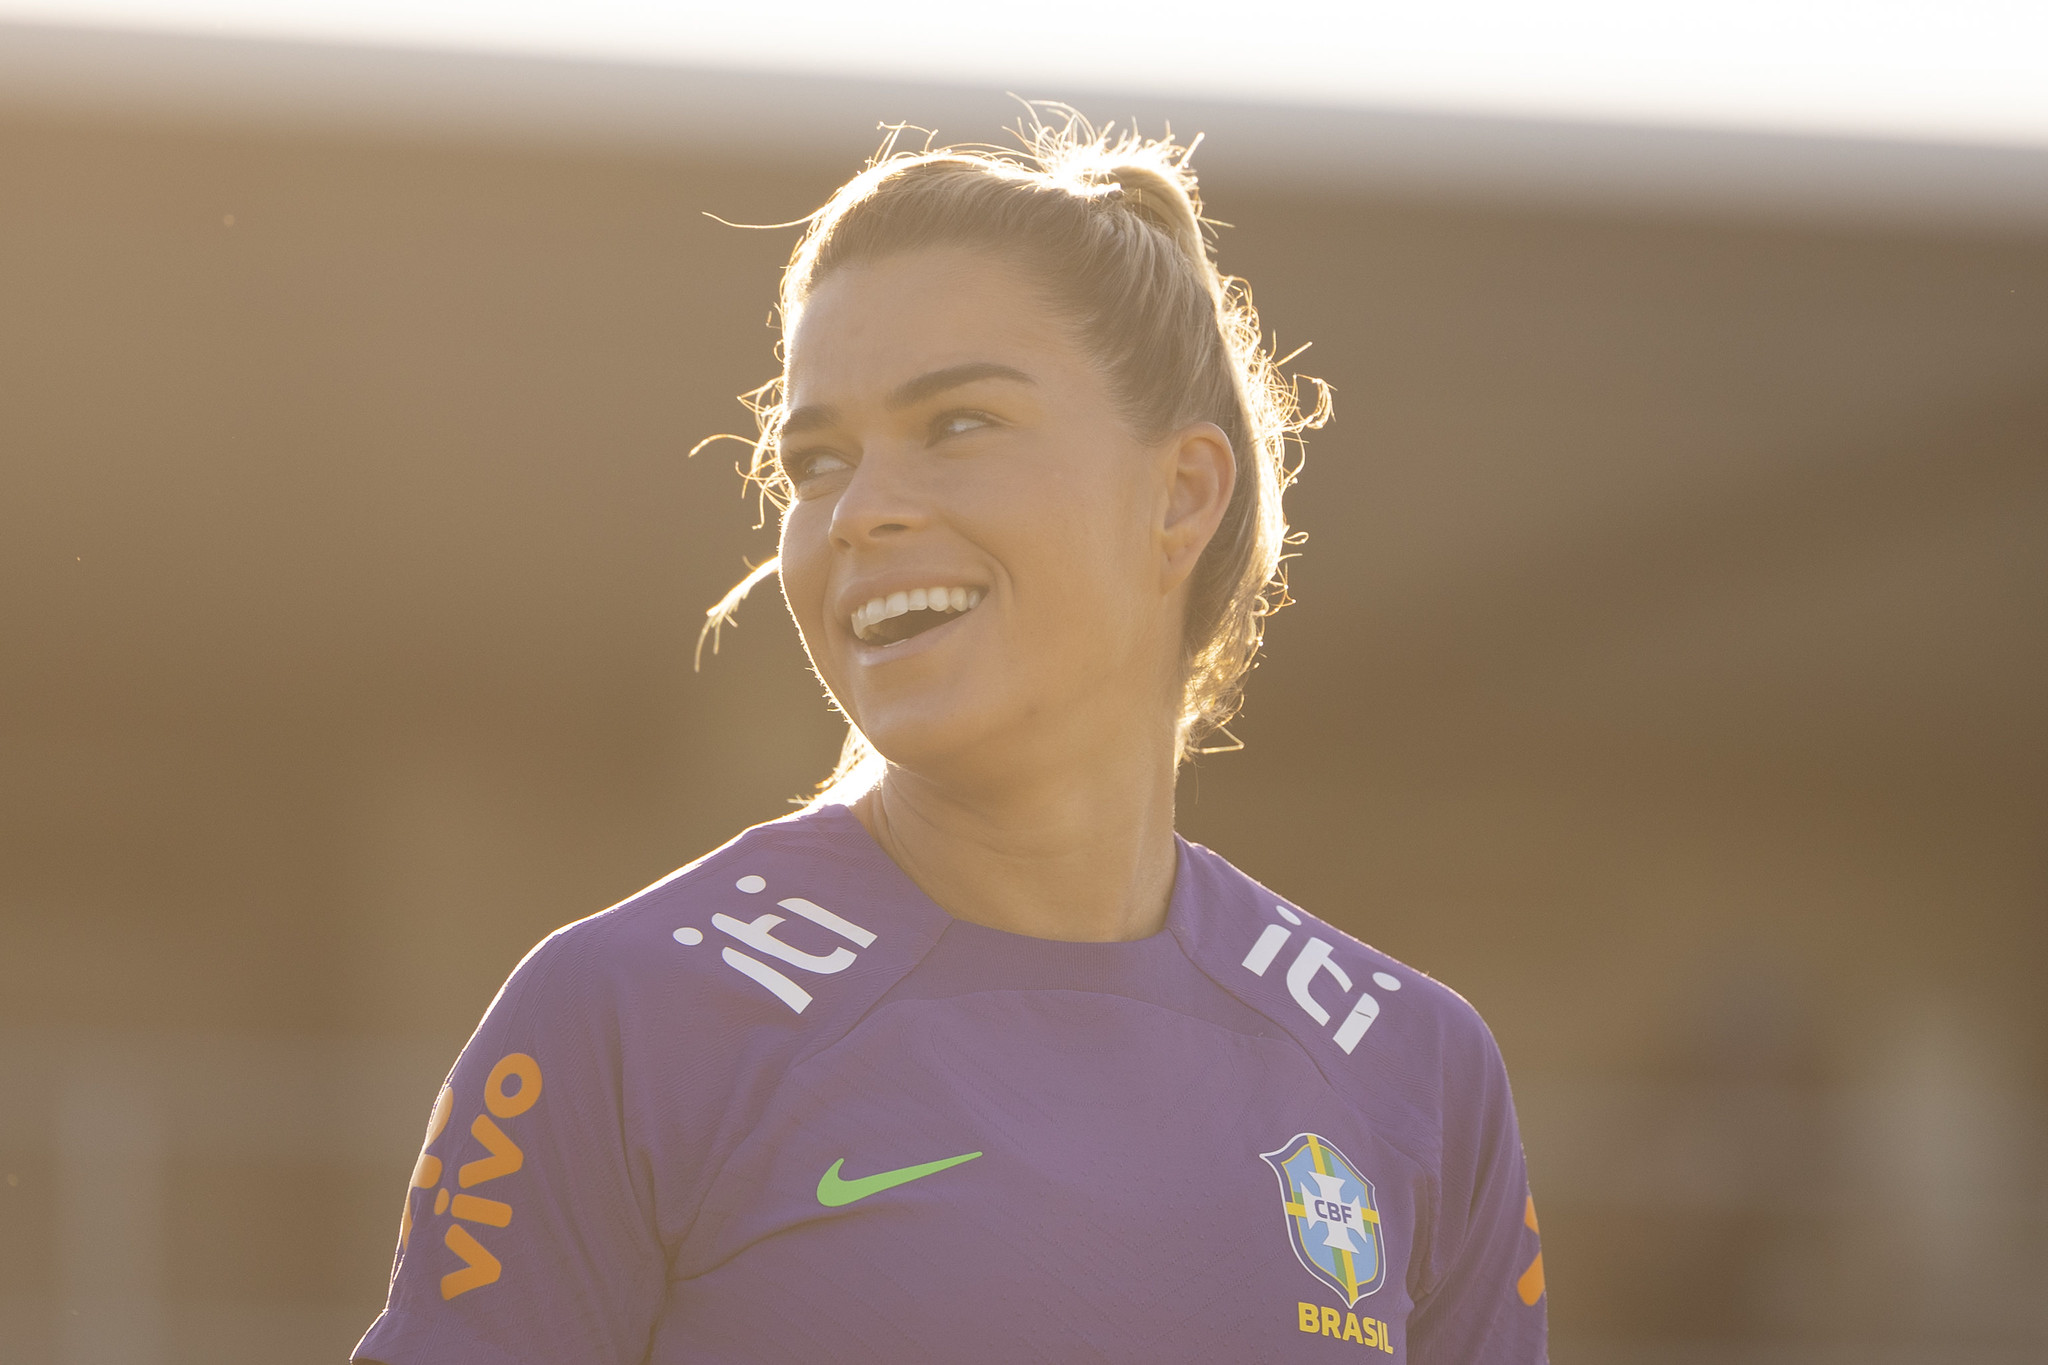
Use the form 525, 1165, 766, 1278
1157, 421, 1236, 594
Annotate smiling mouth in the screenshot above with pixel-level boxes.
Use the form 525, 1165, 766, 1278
851, 586, 984, 646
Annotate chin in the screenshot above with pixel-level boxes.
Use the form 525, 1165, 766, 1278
853, 698, 1021, 784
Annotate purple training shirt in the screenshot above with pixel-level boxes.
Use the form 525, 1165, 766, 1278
355, 804, 1547, 1363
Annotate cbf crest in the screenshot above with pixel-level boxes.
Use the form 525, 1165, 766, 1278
1260, 1133, 1386, 1305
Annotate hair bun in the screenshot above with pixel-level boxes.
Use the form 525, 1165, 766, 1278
1073, 153, 1215, 294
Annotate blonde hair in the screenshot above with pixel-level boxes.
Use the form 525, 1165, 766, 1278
701, 111, 1329, 797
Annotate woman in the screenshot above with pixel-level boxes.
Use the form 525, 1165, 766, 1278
355, 119, 1546, 1364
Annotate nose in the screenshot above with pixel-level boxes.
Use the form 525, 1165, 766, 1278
826, 445, 926, 551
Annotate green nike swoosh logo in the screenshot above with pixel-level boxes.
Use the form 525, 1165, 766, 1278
816, 1150, 983, 1207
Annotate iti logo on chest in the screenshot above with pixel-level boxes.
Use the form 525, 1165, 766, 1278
1261, 1133, 1387, 1305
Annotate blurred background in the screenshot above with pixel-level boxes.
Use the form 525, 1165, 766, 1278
2, 4, 2045, 1362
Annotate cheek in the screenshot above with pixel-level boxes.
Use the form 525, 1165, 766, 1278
776, 506, 833, 640
1040, 452, 1153, 567
1002, 469, 1157, 639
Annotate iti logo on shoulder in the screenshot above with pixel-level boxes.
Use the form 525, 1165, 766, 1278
1241, 905, 1401, 1054
1261, 1133, 1387, 1305
671, 874, 877, 1015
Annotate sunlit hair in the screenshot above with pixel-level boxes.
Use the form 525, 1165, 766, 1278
700, 110, 1329, 798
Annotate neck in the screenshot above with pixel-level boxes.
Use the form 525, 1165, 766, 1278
849, 718, 1181, 942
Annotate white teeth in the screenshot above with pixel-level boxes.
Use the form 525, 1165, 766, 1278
849, 585, 987, 641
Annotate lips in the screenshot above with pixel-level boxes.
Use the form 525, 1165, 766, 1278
850, 585, 985, 646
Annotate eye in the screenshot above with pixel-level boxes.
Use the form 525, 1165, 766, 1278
930, 410, 999, 443
784, 447, 852, 488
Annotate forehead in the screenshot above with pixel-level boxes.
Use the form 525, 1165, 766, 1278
785, 248, 1085, 406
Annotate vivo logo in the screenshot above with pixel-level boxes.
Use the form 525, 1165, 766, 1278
1241, 905, 1401, 1054
673, 875, 877, 1014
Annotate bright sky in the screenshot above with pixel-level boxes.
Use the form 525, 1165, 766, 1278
7, 0, 2048, 147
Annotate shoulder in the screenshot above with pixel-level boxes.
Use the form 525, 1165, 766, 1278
489, 803, 948, 1045
392, 806, 946, 1300
1169, 837, 1510, 1134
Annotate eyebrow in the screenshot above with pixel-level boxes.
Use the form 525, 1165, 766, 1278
780, 362, 1036, 439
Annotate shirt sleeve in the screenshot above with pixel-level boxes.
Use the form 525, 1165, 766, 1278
353, 926, 669, 1365
1405, 1016, 1548, 1364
